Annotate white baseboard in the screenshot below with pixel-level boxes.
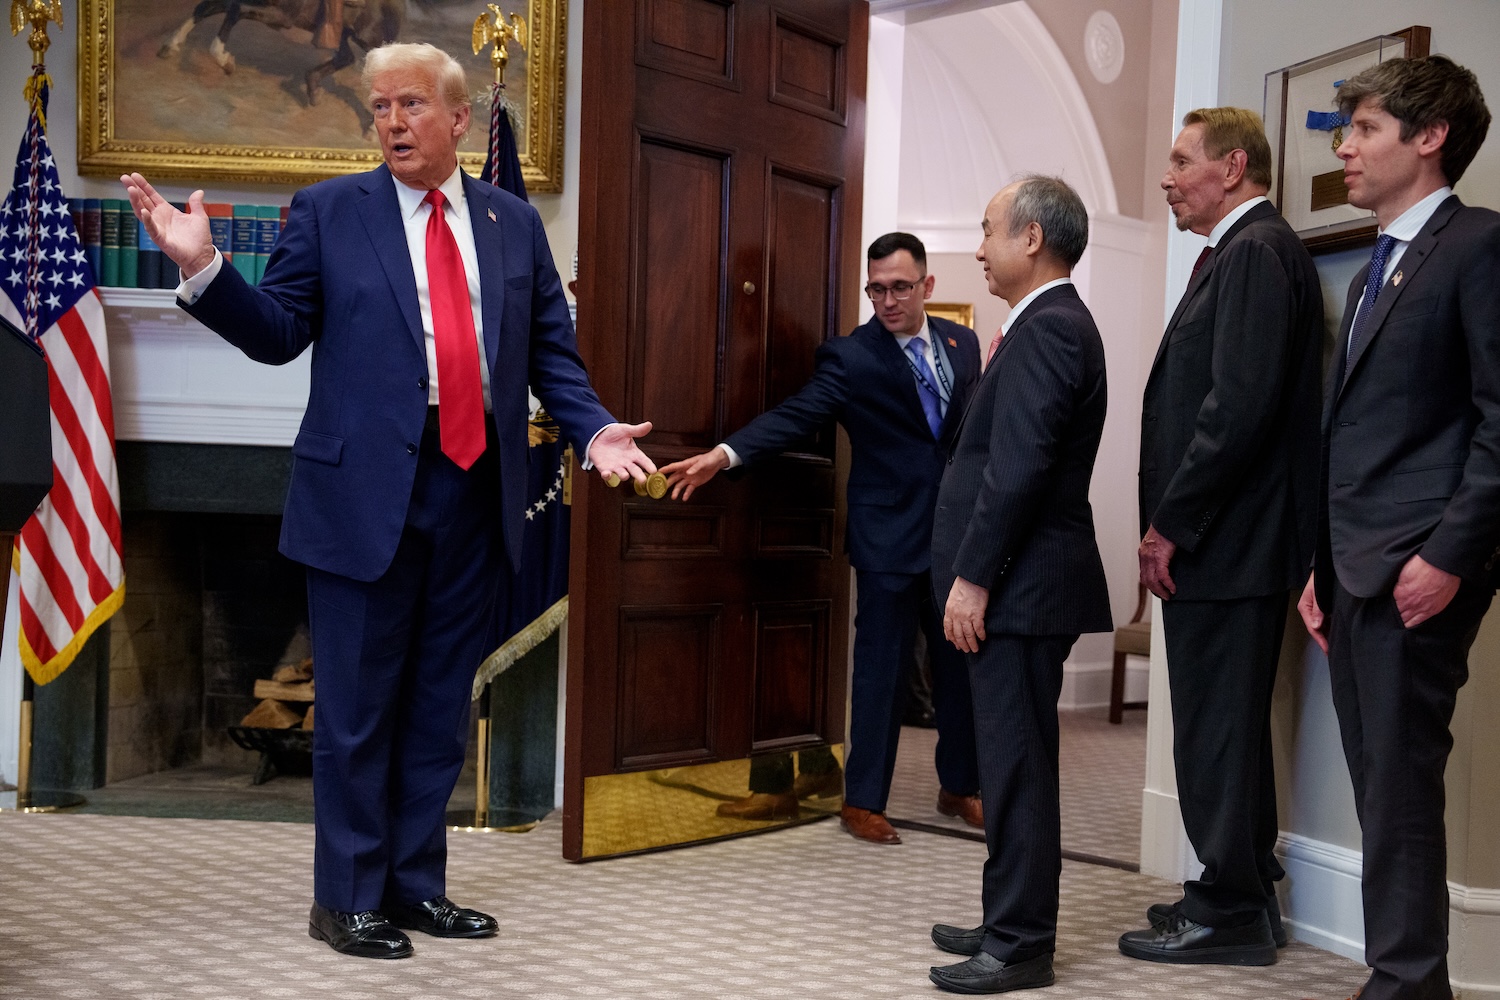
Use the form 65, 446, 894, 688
1058, 656, 1149, 710
1274, 834, 1500, 996
1275, 832, 1365, 962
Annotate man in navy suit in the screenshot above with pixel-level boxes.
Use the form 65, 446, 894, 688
928, 176, 1111, 994
122, 43, 653, 959
662, 233, 983, 845
1299, 56, 1498, 1000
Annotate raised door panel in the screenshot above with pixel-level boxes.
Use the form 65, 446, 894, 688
636, 0, 737, 87
769, 10, 847, 122
616, 605, 722, 768
628, 139, 729, 447
752, 601, 830, 749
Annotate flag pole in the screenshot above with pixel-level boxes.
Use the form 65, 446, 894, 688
446, 9, 531, 834
1, 0, 86, 816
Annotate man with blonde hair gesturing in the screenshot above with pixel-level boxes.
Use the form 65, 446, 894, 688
122, 43, 654, 958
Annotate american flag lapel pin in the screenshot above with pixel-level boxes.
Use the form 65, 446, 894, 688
487, 208, 497, 223
1392, 270, 1403, 286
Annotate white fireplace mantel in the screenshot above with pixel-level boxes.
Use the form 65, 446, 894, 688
103, 288, 310, 447
101, 288, 578, 447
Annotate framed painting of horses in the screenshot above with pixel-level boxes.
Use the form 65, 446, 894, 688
76, 0, 567, 191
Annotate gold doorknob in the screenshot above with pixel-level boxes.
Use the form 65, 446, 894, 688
743, 281, 756, 295
632, 472, 669, 499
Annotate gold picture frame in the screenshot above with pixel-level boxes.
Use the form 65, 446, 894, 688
77, 0, 567, 191
926, 302, 974, 329
1263, 25, 1428, 252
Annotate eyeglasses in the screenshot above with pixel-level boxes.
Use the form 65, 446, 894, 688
864, 281, 922, 301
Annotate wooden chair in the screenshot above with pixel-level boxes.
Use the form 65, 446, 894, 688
1109, 584, 1151, 724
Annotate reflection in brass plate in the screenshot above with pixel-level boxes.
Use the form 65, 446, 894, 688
926, 302, 975, 329
1310, 169, 1351, 212
581, 745, 845, 858
646, 473, 669, 500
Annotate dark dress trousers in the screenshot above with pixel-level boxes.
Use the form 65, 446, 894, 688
726, 314, 982, 811
1138, 200, 1323, 928
183, 165, 613, 911
1316, 196, 1500, 1000
931, 284, 1112, 963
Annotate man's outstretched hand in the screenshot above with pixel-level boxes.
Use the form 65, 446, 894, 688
587, 421, 656, 485
660, 447, 731, 500
119, 173, 216, 279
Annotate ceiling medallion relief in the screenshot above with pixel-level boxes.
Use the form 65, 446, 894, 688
1084, 10, 1125, 84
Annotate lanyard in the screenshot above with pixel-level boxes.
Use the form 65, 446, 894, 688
903, 335, 953, 401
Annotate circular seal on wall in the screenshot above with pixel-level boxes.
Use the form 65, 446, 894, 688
1084, 10, 1125, 84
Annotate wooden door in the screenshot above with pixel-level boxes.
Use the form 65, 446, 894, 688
565, 0, 868, 860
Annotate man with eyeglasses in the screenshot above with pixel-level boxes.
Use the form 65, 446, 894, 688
662, 233, 983, 845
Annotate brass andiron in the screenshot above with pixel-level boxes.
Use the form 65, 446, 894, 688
471, 4, 528, 88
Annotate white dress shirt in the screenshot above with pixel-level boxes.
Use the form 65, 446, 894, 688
1206, 194, 1269, 247
1001, 277, 1074, 337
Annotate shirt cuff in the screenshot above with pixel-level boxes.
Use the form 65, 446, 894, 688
579, 424, 610, 470
718, 443, 742, 468
175, 248, 223, 305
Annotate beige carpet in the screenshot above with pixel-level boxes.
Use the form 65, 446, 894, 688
0, 810, 1367, 999
887, 708, 1148, 867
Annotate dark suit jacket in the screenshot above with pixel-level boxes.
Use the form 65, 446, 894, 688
931, 284, 1112, 636
1139, 200, 1323, 600
182, 165, 614, 582
726, 314, 980, 574
1317, 196, 1500, 606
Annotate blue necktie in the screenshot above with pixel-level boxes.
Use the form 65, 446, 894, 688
1343, 233, 1398, 384
907, 339, 944, 439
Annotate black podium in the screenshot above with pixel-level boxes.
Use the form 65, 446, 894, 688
0, 312, 61, 811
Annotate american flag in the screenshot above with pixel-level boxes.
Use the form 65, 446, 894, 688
0, 76, 123, 684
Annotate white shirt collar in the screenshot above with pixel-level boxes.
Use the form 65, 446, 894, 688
1002, 278, 1072, 335
1381, 186, 1453, 243
1206, 195, 1269, 247
391, 164, 468, 222
892, 315, 934, 351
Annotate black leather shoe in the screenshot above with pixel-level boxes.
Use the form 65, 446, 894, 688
383, 895, 498, 938
932, 923, 985, 956
1147, 899, 1288, 948
308, 902, 413, 959
1119, 910, 1276, 965
929, 952, 1054, 994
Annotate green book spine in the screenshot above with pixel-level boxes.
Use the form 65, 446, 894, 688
254, 205, 280, 282
118, 200, 139, 288
100, 199, 122, 287
231, 204, 258, 283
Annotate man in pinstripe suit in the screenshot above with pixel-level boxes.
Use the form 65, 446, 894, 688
927, 176, 1113, 994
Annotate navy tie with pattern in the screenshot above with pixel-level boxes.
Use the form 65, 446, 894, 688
1342, 233, 1398, 385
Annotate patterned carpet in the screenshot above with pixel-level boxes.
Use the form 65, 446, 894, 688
0, 809, 1369, 999
887, 708, 1147, 867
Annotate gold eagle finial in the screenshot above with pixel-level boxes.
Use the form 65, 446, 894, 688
471, 4, 528, 88
11, 0, 62, 67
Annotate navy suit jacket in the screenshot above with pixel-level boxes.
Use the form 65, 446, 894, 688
1317, 196, 1500, 605
932, 285, 1112, 636
183, 165, 613, 582
725, 314, 981, 574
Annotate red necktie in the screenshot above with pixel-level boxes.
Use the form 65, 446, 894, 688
423, 190, 486, 470
985, 328, 1004, 368
1191, 245, 1212, 277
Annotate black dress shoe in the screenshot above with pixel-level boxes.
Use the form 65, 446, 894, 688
308, 902, 413, 959
929, 952, 1054, 994
1119, 910, 1275, 965
1147, 899, 1288, 948
932, 923, 985, 956
383, 895, 498, 938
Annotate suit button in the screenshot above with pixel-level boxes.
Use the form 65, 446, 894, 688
407, 443, 418, 455
418, 377, 428, 390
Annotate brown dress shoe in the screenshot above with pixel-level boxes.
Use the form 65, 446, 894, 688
793, 768, 843, 799
936, 789, 984, 828
840, 805, 901, 844
717, 791, 799, 820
